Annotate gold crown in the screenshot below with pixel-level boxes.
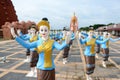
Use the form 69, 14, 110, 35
37, 20, 50, 30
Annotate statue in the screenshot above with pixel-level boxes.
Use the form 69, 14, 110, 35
9, 18, 71, 80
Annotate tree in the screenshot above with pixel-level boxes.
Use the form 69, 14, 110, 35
107, 23, 115, 26
93, 24, 106, 30
79, 27, 89, 31
79, 24, 106, 31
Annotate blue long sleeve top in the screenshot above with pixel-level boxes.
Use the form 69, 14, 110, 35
79, 37, 109, 56
20, 34, 30, 41
81, 32, 96, 38
15, 37, 67, 70
19, 33, 40, 51
101, 37, 120, 49
81, 32, 88, 38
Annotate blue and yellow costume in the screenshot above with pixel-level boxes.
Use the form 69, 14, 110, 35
81, 32, 102, 54
14, 19, 68, 80
100, 36, 120, 61
19, 27, 40, 67
79, 33, 109, 75
15, 36, 67, 70
62, 31, 75, 60
95, 34, 103, 54
80, 36, 109, 56
19, 32, 31, 56
29, 35, 39, 67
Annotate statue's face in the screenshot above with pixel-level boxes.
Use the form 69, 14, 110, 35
62, 30, 67, 37
95, 32, 98, 35
30, 28, 36, 35
103, 32, 109, 38
27, 29, 31, 35
39, 26, 49, 38
103, 32, 111, 38
88, 31, 94, 37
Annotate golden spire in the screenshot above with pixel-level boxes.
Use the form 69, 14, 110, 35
72, 12, 77, 22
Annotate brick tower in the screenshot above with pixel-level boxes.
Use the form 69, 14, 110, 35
0, 0, 18, 38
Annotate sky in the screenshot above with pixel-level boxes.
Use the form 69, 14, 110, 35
11, 0, 120, 29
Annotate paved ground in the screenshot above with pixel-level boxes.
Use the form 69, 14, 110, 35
0, 38, 120, 80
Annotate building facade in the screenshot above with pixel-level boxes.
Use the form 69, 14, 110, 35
97, 24, 120, 36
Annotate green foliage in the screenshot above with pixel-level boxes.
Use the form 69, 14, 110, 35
107, 23, 115, 26
79, 24, 107, 31
79, 27, 89, 31
90, 24, 106, 30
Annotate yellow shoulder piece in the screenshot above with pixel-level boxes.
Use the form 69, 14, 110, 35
35, 39, 54, 68
36, 39, 54, 54
29, 35, 38, 42
86, 38, 96, 46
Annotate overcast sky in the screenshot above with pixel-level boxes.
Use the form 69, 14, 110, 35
12, 0, 120, 29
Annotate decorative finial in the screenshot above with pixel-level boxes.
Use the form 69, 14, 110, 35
74, 12, 75, 16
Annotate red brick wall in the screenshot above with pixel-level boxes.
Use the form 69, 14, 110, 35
2, 21, 37, 40
0, 0, 18, 38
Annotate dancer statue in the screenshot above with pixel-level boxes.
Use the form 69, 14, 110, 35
101, 32, 120, 68
79, 29, 110, 80
9, 18, 71, 80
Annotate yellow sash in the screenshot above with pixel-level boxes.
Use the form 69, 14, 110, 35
29, 35, 38, 42
62, 37, 65, 40
106, 41, 109, 48
104, 38, 109, 48
85, 38, 96, 54
36, 39, 54, 68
